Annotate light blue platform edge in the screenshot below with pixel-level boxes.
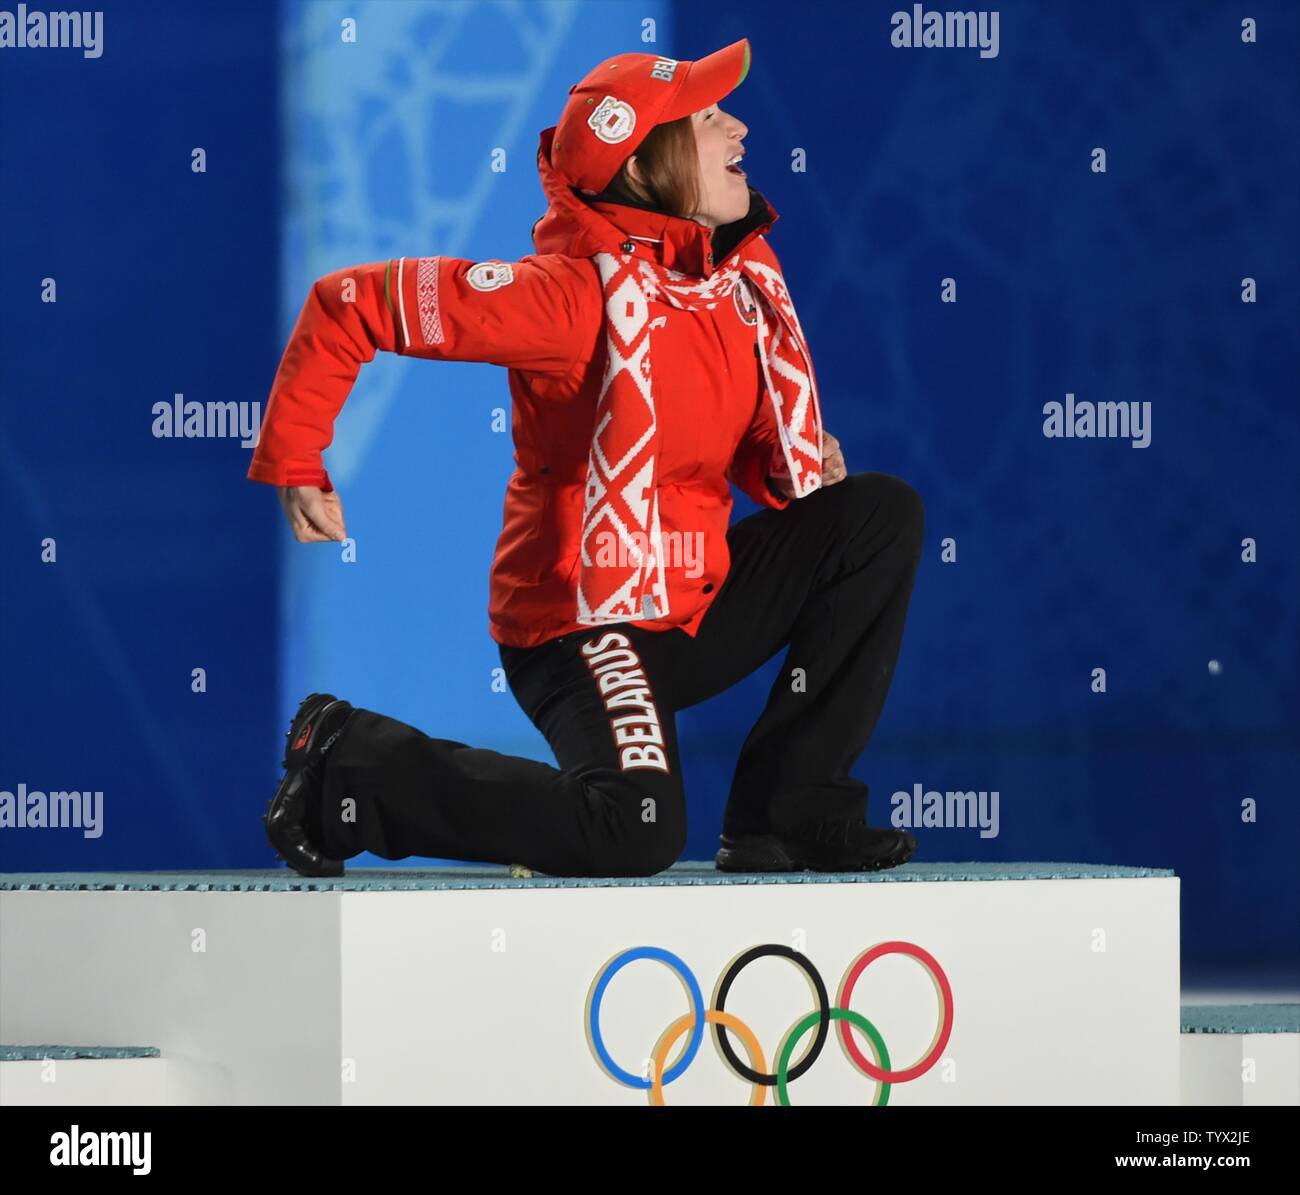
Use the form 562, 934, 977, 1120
0, 1046, 160, 1061
1180, 1005, 1299, 1035
0, 861, 1173, 892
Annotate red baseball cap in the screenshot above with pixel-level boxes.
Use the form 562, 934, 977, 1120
551, 38, 752, 194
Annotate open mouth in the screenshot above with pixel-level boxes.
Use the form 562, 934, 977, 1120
726, 154, 746, 177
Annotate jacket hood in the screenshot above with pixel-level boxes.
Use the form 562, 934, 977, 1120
531, 125, 778, 280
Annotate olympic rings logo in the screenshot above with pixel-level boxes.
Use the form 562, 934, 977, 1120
586, 942, 953, 1105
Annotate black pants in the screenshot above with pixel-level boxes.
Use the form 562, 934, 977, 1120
315, 472, 924, 877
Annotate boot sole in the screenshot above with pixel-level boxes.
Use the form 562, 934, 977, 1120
264, 694, 348, 878
264, 781, 344, 878
715, 832, 916, 874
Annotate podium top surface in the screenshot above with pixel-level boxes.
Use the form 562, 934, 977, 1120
0, 861, 1174, 892
1180, 1004, 1300, 1034
0, 1045, 161, 1060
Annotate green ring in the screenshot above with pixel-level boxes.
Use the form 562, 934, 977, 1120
776, 1008, 892, 1106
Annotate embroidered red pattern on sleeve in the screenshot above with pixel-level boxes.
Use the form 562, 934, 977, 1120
416, 256, 444, 346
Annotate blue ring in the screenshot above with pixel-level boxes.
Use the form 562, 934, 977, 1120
589, 947, 706, 1089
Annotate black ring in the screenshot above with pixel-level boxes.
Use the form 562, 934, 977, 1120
713, 944, 830, 1086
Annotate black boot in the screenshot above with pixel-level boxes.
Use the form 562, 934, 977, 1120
715, 821, 918, 873
263, 693, 355, 877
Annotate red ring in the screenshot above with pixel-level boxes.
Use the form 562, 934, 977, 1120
837, 941, 953, 1083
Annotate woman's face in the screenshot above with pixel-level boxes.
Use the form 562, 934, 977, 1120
689, 103, 749, 229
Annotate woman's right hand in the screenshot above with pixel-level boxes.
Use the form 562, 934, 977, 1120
276, 485, 347, 543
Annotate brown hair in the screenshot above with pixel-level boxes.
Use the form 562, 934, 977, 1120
601, 115, 700, 219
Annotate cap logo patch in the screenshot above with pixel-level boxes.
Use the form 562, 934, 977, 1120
650, 57, 679, 82
589, 95, 636, 144
466, 261, 514, 291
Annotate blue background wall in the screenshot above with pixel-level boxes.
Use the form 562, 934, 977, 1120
0, 0, 280, 867
1, 0, 1296, 973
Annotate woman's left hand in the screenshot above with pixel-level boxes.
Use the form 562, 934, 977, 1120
769, 430, 847, 498
821, 431, 847, 485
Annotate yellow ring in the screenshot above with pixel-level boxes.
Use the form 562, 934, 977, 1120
649, 1009, 767, 1106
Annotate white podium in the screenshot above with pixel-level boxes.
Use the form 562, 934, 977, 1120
1, 862, 1179, 1105
1179, 1005, 1300, 1106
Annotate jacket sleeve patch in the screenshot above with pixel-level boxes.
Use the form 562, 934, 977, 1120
466, 261, 515, 292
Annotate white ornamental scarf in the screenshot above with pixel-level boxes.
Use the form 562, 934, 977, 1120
577, 251, 823, 626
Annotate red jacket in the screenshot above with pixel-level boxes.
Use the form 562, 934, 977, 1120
248, 128, 802, 647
